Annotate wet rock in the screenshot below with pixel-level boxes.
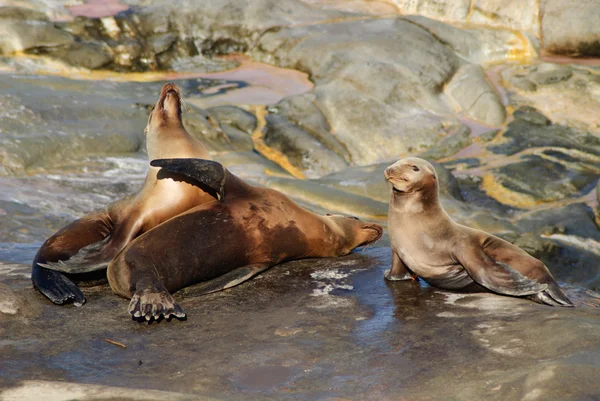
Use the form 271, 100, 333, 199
0, 282, 23, 315
1, 249, 600, 400
254, 17, 513, 168
392, 0, 540, 31
491, 155, 598, 203
317, 160, 463, 203
501, 63, 600, 135
405, 15, 532, 64
207, 106, 257, 134
0, 74, 150, 176
265, 177, 388, 218
420, 124, 472, 160
541, 0, 600, 56
0, 6, 48, 21
0, 18, 73, 55
263, 114, 348, 178
112, 39, 142, 67
527, 63, 573, 85
445, 64, 506, 125
271, 94, 350, 163
0, 381, 215, 401
490, 107, 600, 156
515, 203, 600, 287
64, 41, 113, 69
147, 32, 177, 54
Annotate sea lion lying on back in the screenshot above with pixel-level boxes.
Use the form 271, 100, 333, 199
32, 83, 216, 306
45, 158, 384, 321
384, 157, 573, 307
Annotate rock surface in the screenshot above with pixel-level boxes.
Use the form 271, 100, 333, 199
0, 1, 599, 399
1, 249, 600, 401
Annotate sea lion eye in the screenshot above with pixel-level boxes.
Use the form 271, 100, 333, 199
349, 216, 359, 220
411, 166, 420, 172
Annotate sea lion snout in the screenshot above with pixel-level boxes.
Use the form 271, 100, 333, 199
385, 157, 437, 194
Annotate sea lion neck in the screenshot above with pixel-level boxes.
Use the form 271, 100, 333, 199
390, 185, 440, 215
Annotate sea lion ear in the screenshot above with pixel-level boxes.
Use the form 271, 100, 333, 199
151, 158, 227, 202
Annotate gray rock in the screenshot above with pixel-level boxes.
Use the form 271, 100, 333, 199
64, 41, 114, 69
490, 107, 600, 156
527, 63, 573, 85
0, 19, 73, 54
445, 64, 506, 126
0, 6, 48, 21
263, 114, 348, 178
1, 249, 600, 400
317, 160, 463, 203
207, 106, 257, 134
147, 32, 177, 54
541, 0, 600, 56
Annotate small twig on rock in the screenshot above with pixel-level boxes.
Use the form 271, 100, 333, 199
105, 338, 127, 349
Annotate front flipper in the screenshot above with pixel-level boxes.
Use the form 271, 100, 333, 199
38, 217, 142, 275
37, 236, 112, 274
129, 280, 186, 322
31, 265, 85, 306
384, 250, 415, 281
181, 264, 272, 298
151, 158, 226, 201
455, 247, 547, 296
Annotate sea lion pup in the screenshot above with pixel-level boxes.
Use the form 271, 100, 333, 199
32, 83, 216, 306
384, 157, 573, 307
60, 158, 381, 321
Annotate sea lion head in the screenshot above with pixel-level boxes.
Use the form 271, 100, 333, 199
324, 214, 383, 253
145, 83, 184, 134
384, 157, 437, 196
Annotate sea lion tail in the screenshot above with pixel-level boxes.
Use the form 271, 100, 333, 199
534, 281, 574, 307
31, 264, 85, 306
151, 158, 226, 202
37, 236, 111, 274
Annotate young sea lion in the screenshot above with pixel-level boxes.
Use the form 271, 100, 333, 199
32, 83, 216, 306
384, 157, 573, 307
45, 159, 384, 321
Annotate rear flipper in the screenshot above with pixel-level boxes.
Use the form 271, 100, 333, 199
181, 264, 271, 298
31, 265, 85, 306
151, 158, 226, 201
32, 209, 114, 305
128, 279, 186, 322
529, 281, 574, 307
37, 216, 141, 275
37, 236, 114, 274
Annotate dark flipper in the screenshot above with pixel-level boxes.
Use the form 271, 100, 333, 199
151, 158, 226, 201
456, 248, 547, 297
384, 250, 414, 281
181, 264, 272, 298
530, 281, 574, 307
32, 209, 114, 305
37, 236, 112, 274
128, 279, 186, 322
31, 264, 85, 306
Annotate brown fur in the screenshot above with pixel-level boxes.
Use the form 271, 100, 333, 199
107, 169, 383, 319
32, 83, 215, 305
385, 157, 572, 307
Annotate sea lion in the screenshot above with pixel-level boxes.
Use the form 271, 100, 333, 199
44, 158, 384, 321
32, 83, 216, 306
384, 157, 573, 307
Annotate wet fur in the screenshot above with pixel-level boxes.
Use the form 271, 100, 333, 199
107, 163, 382, 321
31, 83, 214, 306
385, 157, 573, 307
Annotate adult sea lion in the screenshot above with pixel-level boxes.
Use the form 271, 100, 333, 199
32, 83, 216, 306
384, 157, 573, 307
45, 158, 384, 321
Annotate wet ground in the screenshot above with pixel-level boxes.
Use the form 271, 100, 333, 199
1, 1, 600, 399
2, 248, 600, 401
